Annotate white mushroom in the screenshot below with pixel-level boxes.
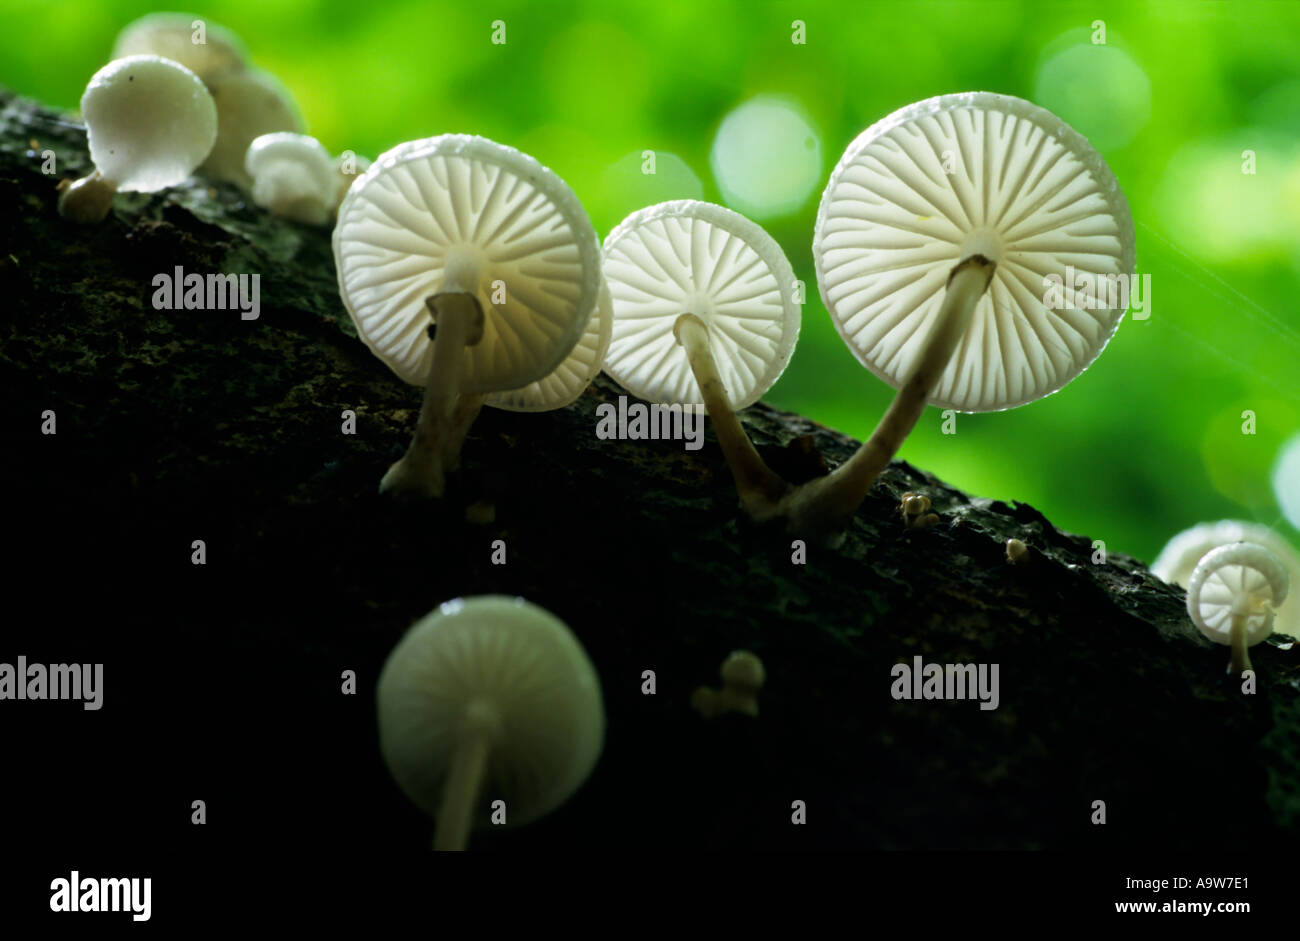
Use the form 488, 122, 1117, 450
1185, 542, 1290, 676
112, 12, 247, 83
376, 596, 604, 850
244, 132, 336, 225
58, 55, 217, 224
601, 200, 800, 512
199, 69, 304, 190
334, 134, 602, 499
1153, 521, 1300, 639
779, 91, 1135, 538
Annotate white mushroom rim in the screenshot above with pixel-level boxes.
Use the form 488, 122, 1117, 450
486, 280, 614, 413
814, 91, 1136, 414
334, 134, 602, 499
1185, 542, 1291, 677
375, 595, 604, 851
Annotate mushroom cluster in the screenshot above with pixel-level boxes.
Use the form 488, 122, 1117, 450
110, 13, 307, 192
106, 11, 368, 219
50, 19, 1280, 850
590, 93, 1136, 544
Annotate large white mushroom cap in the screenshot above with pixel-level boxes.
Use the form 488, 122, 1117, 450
112, 12, 247, 83
601, 200, 801, 409
1185, 543, 1291, 648
334, 134, 603, 394
487, 280, 614, 412
81, 54, 217, 192
1153, 520, 1300, 638
376, 596, 605, 830
814, 91, 1136, 413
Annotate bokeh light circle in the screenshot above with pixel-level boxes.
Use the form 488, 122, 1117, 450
1034, 40, 1151, 152
1274, 432, 1300, 529
710, 96, 820, 220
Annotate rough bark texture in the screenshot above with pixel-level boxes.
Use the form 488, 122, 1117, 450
3, 89, 1297, 852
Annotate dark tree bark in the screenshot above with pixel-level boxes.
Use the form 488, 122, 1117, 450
2, 88, 1296, 852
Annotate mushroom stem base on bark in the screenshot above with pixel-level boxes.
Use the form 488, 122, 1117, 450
380, 293, 484, 500
673, 313, 791, 516
774, 255, 996, 541
674, 256, 995, 543
433, 727, 491, 851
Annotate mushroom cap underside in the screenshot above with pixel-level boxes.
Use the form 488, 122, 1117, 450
334, 134, 603, 395
602, 199, 801, 409
376, 596, 605, 828
814, 91, 1136, 413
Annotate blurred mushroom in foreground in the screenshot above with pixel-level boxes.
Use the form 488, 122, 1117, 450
376, 596, 604, 851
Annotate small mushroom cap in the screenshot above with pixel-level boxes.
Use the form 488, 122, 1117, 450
602, 200, 801, 408
720, 650, 765, 690
376, 596, 604, 829
486, 280, 614, 412
1153, 520, 1300, 639
81, 55, 217, 192
814, 92, 1136, 413
245, 132, 336, 224
112, 12, 247, 83
199, 68, 304, 189
1185, 542, 1291, 647
334, 134, 603, 394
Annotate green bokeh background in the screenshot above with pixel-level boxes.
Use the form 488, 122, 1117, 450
3, 0, 1298, 563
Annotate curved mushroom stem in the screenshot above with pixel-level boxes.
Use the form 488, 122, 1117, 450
1228, 612, 1251, 677
674, 313, 790, 516
779, 255, 996, 540
433, 729, 491, 851
57, 170, 117, 224
442, 393, 486, 471
380, 293, 484, 499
